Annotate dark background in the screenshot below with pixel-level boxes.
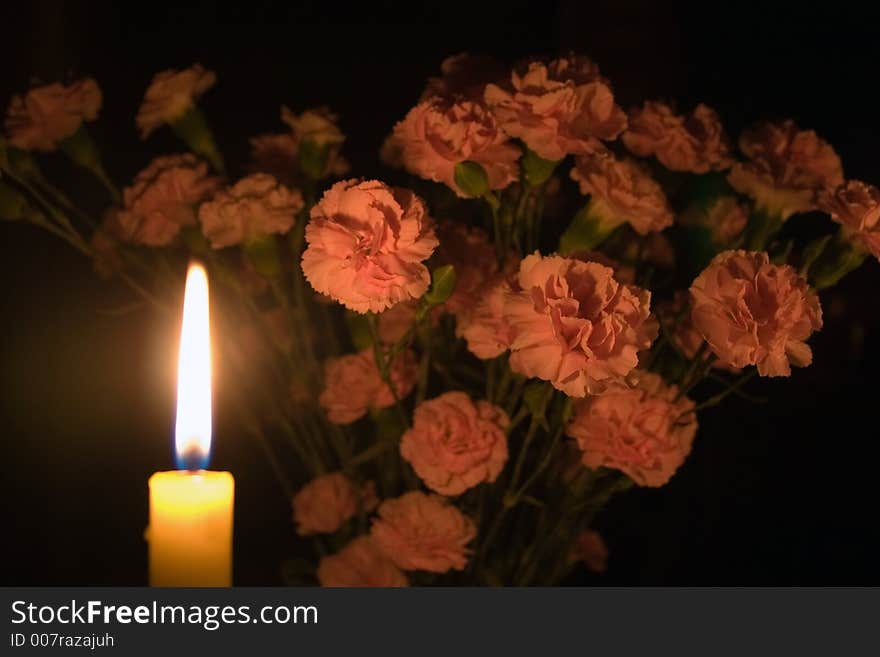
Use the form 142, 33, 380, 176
1, 1, 878, 585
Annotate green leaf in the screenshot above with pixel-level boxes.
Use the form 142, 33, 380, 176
423, 264, 457, 307
453, 160, 489, 197
558, 202, 617, 254
521, 147, 560, 187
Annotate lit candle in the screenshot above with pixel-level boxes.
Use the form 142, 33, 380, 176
147, 262, 234, 586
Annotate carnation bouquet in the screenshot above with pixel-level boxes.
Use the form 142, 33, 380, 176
1, 53, 874, 586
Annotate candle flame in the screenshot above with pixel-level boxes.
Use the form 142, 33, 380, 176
175, 262, 212, 470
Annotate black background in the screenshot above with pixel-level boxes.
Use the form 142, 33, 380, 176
1, 1, 878, 585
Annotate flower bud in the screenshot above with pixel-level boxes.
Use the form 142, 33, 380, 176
558, 199, 622, 254
170, 107, 226, 176
453, 161, 490, 198
0, 181, 40, 222
297, 140, 330, 181
243, 234, 281, 278
520, 147, 559, 187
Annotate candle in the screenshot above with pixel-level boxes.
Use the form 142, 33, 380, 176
147, 262, 234, 586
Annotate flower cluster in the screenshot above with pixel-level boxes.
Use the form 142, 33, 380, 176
5, 49, 870, 588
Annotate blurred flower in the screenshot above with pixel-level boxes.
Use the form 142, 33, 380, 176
655, 290, 740, 373
389, 98, 520, 197
292, 473, 377, 536
622, 101, 732, 173
4, 78, 102, 151
279, 106, 349, 179
680, 196, 748, 246
727, 120, 843, 220
317, 536, 409, 587
400, 392, 509, 496
376, 301, 418, 345
136, 64, 216, 139
574, 530, 608, 574
370, 492, 476, 573
818, 180, 880, 259
690, 250, 823, 376
459, 276, 517, 359
116, 154, 220, 246
302, 179, 438, 313
566, 371, 697, 487
282, 106, 344, 147
319, 348, 418, 424
198, 173, 303, 248
421, 52, 506, 102
570, 147, 674, 236
432, 223, 499, 319
484, 54, 626, 161
505, 253, 657, 397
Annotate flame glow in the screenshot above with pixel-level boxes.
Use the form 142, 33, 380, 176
175, 262, 212, 470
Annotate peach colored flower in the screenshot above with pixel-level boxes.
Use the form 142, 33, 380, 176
689, 250, 823, 376
459, 276, 517, 359
198, 173, 303, 248
4, 79, 102, 151
317, 536, 409, 587
319, 348, 418, 424
370, 492, 476, 573
575, 530, 609, 574
622, 101, 732, 173
281, 106, 345, 147
301, 179, 439, 313
377, 301, 418, 345
570, 147, 674, 235
248, 133, 299, 184
292, 473, 376, 536
566, 371, 697, 487
116, 154, 221, 246
391, 98, 520, 197
136, 64, 216, 138
400, 392, 509, 496
654, 291, 739, 374
727, 120, 843, 219
421, 52, 506, 102
505, 253, 657, 397
432, 223, 499, 318
484, 54, 626, 161
818, 180, 880, 259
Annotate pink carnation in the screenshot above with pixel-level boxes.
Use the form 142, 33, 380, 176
622, 101, 732, 173
566, 371, 697, 487
301, 179, 439, 313
136, 64, 216, 138
689, 250, 823, 376
391, 98, 520, 197
370, 492, 476, 573
818, 180, 880, 259
4, 79, 102, 151
432, 223, 500, 318
484, 54, 626, 161
570, 147, 674, 235
400, 392, 509, 496
727, 120, 843, 219
317, 536, 409, 587
292, 473, 377, 536
198, 173, 303, 248
505, 253, 658, 397
319, 348, 418, 424
116, 154, 221, 246
459, 276, 517, 359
